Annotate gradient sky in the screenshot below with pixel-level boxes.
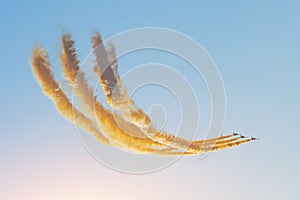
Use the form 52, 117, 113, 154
1, 0, 299, 199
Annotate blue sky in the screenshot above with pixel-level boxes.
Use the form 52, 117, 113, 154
0, 0, 299, 199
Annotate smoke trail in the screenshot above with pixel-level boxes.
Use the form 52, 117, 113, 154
61, 34, 250, 155
31, 47, 110, 145
32, 33, 255, 156
92, 32, 245, 153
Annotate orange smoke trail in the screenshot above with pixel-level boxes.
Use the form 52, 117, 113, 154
31, 47, 110, 145
92, 32, 251, 154
61, 34, 249, 155
31, 33, 255, 156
